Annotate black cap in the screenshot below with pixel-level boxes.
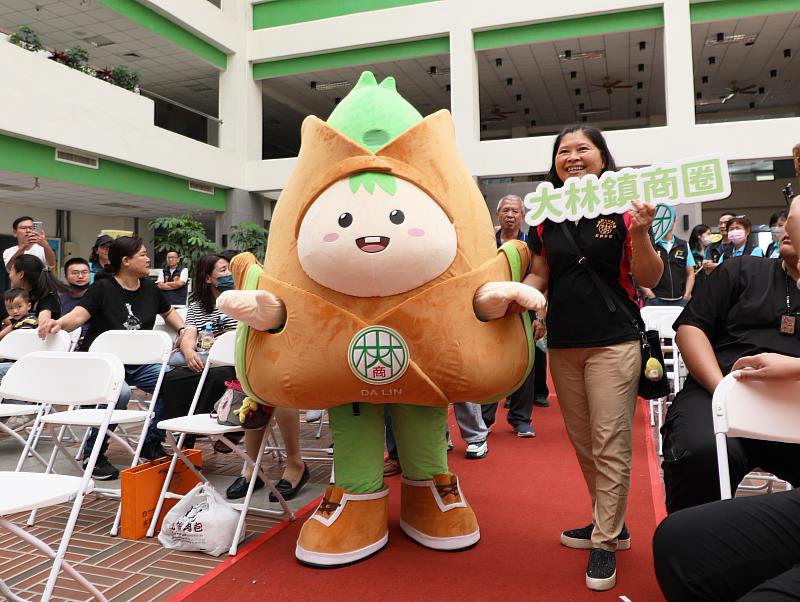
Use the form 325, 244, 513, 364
93, 234, 114, 248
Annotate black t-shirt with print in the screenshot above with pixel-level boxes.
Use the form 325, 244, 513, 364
528, 213, 640, 348
674, 256, 800, 377
77, 277, 170, 351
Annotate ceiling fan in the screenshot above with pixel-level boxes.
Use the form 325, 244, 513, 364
590, 77, 634, 95
696, 81, 758, 106
480, 104, 516, 123
0, 177, 39, 192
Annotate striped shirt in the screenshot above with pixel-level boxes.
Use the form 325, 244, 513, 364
185, 302, 237, 338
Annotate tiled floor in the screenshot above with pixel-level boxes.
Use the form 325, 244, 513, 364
0, 416, 333, 601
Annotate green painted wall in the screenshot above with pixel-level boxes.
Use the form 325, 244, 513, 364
96, 0, 227, 69
253, 0, 437, 29
253, 37, 449, 79
474, 7, 664, 51
690, 0, 800, 23
0, 134, 225, 211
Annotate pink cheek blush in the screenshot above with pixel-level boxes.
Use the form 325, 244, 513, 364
408, 228, 425, 237
323, 233, 339, 242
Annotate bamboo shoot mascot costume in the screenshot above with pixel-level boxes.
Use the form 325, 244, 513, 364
218, 71, 545, 567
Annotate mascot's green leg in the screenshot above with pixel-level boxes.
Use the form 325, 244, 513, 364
327, 402, 384, 493
296, 402, 390, 566
389, 404, 448, 480
392, 404, 481, 551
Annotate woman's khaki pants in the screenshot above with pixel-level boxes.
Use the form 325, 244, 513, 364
549, 340, 640, 551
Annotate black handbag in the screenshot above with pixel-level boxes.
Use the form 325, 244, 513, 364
559, 223, 671, 400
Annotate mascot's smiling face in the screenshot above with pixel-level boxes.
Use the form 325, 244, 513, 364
297, 172, 457, 297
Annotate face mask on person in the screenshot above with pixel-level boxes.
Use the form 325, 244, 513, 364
215, 274, 234, 292
727, 230, 747, 246
771, 227, 782, 241
701, 234, 712, 245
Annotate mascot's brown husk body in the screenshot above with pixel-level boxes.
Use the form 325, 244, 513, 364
219, 72, 543, 566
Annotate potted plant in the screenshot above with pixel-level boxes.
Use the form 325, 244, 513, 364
109, 65, 140, 92
149, 214, 220, 275
229, 220, 269, 259
8, 25, 48, 55
61, 45, 93, 74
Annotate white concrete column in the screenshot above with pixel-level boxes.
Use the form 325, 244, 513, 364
662, 0, 696, 133
218, 0, 265, 240
449, 23, 480, 152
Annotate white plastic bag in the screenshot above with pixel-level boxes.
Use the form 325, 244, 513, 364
158, 482, 244, 557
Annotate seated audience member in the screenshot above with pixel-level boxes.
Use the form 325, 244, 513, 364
661, 218, 800, 513
89, 234, 113, 283
40, 236, 185, 480
8, 255, 62, 326
156, 253, 309, 501
654, 352, 800, 602
0, 288, 38, 338
60, 257, 92, 345
3, 215, 56, 270
640, 219, 695, 306
765, 209, 788, 259
716, 215, 763, 264
156, 250, 189, 306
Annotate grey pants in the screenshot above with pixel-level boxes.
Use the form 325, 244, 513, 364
452, 402, 489, 444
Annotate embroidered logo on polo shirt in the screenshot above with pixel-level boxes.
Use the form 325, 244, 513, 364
595, 218, 617, 239
674, 249, 685, 260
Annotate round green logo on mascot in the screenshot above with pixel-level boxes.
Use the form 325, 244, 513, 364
348, 325, 409, 385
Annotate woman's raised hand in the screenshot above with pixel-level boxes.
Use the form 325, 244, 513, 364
628, 200, 655, 234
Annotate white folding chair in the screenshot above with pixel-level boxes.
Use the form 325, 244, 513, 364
0, 351, 124, 602
0, 330, 72, 462
31, 330, 172, 535
148, 331, 293, 554
713, 372, 800, 499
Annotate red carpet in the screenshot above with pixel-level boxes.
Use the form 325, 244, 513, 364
173, 398, 665, 601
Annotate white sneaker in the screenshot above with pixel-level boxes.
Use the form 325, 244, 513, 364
465, 440, 488, 459
304, 410, 324, 423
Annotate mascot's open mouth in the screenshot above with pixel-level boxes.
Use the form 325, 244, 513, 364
356, 236, 390, 253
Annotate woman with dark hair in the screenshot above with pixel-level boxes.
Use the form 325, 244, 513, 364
160, 253, 309, 502
41, 236, 186, 480
717, 215, 763, 264
88, 234, 113, 283
766, 209, 788, 258
8, 254, 63, 324
522, 125, 662, 591
688, 224, 711, 266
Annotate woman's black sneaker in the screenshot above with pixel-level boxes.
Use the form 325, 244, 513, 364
140, 440, 168, 461
561, 523, 630, 550
586, 548, 616, 591
84, 455, 120, 481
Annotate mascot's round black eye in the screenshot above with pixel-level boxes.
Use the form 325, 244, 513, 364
338, 212, 353, 228
389, 210, 405, 225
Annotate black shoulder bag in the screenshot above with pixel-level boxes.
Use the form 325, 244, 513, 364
559, 223, 670, 400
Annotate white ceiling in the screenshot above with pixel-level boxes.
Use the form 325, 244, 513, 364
692, 12, 800, 118
261, 55, 451, 158
0, 169, 217, 219
478, 27, 665, 136
0, 0, 220, 116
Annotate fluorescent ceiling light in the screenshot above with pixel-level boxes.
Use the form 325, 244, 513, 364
705, 34, 758, 46
311, 81, 351, 91
559, 51, 605, 61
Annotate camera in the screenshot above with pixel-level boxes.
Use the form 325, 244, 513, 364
782, 183, 794, 207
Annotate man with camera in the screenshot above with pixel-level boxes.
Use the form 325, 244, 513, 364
3, 216, 56, 270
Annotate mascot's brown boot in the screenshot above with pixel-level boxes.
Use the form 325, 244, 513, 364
400, 473, 480, 550
295, 485, 389, 567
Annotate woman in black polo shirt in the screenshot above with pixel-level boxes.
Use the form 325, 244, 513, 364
524, 126, 662, 592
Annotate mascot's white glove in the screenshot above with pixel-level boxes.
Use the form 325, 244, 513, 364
216, 290, 287, 332
473, 282, 547, 321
